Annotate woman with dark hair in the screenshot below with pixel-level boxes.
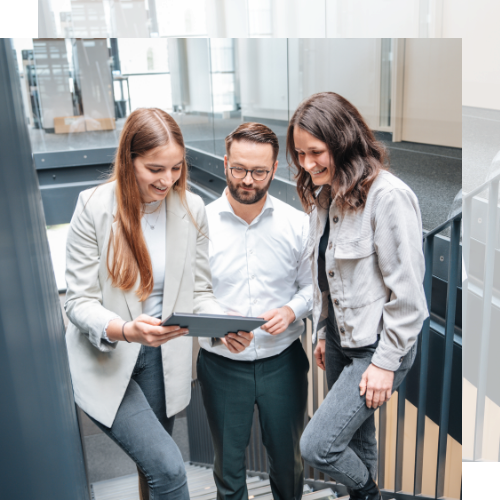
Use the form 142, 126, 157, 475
286, 92, 428, 500
64, 108, 253, 499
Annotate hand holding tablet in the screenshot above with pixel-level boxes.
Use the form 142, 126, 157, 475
162, 312, 265, 354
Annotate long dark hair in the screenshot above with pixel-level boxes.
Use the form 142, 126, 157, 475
107, 108, 190, 301
286, 92, 388, 213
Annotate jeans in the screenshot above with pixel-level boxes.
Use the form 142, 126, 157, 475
197, 339, 309, 500
300, 297, 417, 490
88, 345, 189, 500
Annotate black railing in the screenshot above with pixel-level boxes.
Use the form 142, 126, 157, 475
187, 212, 463, 500
462, 174, 500, 461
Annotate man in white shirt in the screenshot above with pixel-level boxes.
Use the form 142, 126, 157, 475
197, 123, 312, 500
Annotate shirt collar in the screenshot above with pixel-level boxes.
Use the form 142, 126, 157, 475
218, 187, 274, 221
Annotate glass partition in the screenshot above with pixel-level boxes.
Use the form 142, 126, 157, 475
169, 38, 216, 155
12, 36, 461, 230
39, 0, 448, 39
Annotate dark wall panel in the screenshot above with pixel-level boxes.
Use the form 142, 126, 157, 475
0, 39, 89, 500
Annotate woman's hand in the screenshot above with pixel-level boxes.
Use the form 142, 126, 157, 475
222, 330, 254, 353
359, 363, 395, 409
314, 339, 326, 370
260, 306, 296, 335
107, 315, 189, 347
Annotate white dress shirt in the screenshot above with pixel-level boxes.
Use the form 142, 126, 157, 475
198, 190, 312, 361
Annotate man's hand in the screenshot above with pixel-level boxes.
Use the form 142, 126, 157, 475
359, 363, 395, 409
222, 330, 254, 353
260, 306, 296, 335
314, 339, 326, 370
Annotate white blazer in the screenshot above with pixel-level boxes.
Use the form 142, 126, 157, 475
64, 180, 222, 427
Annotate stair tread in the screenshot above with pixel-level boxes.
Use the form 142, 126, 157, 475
91, 466, 273, 500
302, 488, 338, 499
190, 476, 262, 495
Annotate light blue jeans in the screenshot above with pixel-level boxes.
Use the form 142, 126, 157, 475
300, 296, 417, 489
88, 345, 189, 500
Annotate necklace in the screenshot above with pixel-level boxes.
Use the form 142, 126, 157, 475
142, 200, 163, 230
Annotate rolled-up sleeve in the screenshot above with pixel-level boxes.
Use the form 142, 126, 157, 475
65, 191, 121, 352
371, 188, 428, 371
286, 214, 313, 321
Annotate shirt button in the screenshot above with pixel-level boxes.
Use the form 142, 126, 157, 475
340, 327, 345, 334
334, 299, 340, 306
328, 242, 332, 250
251, 275, 255, 279
333, 216, 339, 223
249, 249, 253, 254
253, 299, 258, 304
328, 271, 334, 277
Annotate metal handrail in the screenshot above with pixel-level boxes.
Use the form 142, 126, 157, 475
187, 211, 463, 500
462, 172, 500, 462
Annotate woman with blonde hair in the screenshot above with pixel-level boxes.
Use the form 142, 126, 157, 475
64, 108, 253, 499
287, 93, 428, 500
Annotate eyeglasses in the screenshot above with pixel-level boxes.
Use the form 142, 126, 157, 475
229, 167, 272, 181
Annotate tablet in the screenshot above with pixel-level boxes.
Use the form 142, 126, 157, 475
161, 312, 266, 337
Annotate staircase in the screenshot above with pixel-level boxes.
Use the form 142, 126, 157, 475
91, 463, 345, 500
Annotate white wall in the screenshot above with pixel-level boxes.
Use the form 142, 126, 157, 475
206, 0, 248, 37
288, 39, 380, 129
458, 0, 500, 110
237, 39, 288, 122
441, 0, 466, 37
401, 38, 462, 148
325, 0, 419, 37
271, 0, 327, 37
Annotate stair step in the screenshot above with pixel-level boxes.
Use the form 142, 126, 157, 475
303, 488, 339, 499
91, 464, 328, 500
91, 474, 139, 500
190, 476, 263, 496
251, 484, 312, 500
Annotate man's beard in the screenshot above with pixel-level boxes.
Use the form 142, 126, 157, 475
226, 174, 272, 205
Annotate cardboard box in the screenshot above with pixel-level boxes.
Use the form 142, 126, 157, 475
85, 117, 116, 131
54, 116, 86, 134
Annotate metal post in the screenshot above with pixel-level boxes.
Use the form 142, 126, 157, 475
473, 181, 499, 461
395, 379, 407, 493
436, 218, 461, 497
414, 235, 434, 495
461, 197, 471, 350
0, 39, 89, 500
378, 405, 387, 489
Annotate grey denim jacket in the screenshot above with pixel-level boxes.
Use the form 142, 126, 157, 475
309, 171, 428, 371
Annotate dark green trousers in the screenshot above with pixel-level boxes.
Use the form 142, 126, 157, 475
197, 339, 309, 500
